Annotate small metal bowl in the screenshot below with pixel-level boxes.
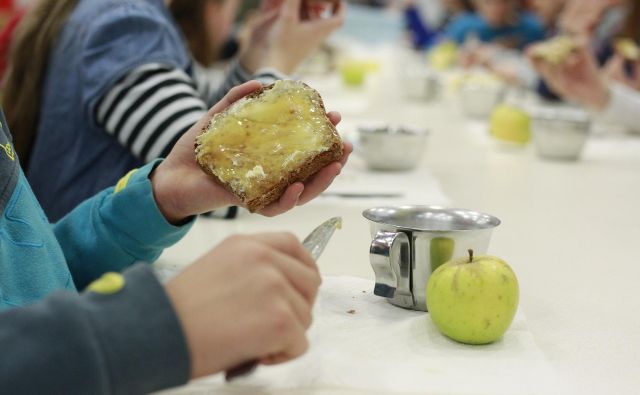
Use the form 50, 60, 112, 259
459, 82, 505, 119
531, 106, 590, 161
400, 67, 441, 102
357, 125, 428, 171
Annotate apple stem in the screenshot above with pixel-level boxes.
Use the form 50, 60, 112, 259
468, 249, 474, 263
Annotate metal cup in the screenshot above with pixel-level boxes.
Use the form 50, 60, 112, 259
363, 206, 501, 311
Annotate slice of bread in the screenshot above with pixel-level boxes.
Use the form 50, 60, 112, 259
615, 38, 640, 61
195, 80, 343, 212
530, 36, 577, 65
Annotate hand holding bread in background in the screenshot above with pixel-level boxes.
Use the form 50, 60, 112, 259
240, 0, 345, 75
527, 38, 611, 110
602, 40, 640, 91
150, 80, 352, 224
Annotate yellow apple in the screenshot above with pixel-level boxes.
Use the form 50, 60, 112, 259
339, 60, 377, 87
428, 41, 458, 71
426, 250, 519, 345
490, 104, 531, 145
430, 237, 454, 272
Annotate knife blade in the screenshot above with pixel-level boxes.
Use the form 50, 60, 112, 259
224, 217, 343, 381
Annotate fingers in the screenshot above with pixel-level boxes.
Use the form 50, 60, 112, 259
296, 162, 342, 206
249, 232, 317, 272
327, 111, 341, 126
339, 141, 353, 166
261, 0, 284, 12
260, 318, 309, 365
208, 81, 263, 116
258, 183, 304, 217
259, 141, 352, 214
281, 0, 302, 21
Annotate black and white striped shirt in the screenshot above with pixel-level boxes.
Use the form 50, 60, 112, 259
95, 61, 283, 162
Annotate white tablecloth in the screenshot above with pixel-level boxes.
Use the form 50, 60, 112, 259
159, 276, 562, 395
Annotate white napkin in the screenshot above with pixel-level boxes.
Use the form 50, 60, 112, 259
162, 276, 561, 395
315, 157, 450, 209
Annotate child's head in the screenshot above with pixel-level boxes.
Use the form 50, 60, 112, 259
443, 0, 475, 14
168, 0, 241, 66
472, 0, 519, 27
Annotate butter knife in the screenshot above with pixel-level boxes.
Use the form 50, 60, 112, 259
224, 217, 343, 381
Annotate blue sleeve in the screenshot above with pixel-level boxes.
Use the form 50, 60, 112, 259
53, 160, 194, 290
444, 16, 468, 44
0, 265, 190, 394
79, 2, 190, 122
444, 13, 479, 45
521, 13, 545, 47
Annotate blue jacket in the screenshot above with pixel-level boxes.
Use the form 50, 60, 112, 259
0, 109, 192, 307
0, 109, 193, 392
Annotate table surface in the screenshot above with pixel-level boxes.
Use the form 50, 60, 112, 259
157, 52, 640, 395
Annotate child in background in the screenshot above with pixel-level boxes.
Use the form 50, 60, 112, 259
0, 81, 352, 393
533, 0, 636, 100
404, 0, 474, 49
445, 0, 544, 50
527, 1, 640, 133
1, 0, 344, 221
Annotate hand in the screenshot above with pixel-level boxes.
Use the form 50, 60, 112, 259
527, 41, 610, 110
240, 0, 345, 75
559, 0, 621, 36
165, 233, 321, 378
150, 80, 353, 224
458, 43, 498, 69
602, 53, 640, 91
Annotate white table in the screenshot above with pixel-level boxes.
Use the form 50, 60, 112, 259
157, 55, 640, 394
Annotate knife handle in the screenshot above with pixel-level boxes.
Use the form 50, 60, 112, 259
225, 359, 259, 381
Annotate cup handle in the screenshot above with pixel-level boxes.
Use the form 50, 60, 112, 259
369, 231, 410, 299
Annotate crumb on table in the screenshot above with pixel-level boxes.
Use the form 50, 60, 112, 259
347, 309, 356, 314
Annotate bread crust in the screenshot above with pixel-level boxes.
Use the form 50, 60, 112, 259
195, 81, 343, 212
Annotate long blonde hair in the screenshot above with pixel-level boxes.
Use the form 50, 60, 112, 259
1, 0, 79, 166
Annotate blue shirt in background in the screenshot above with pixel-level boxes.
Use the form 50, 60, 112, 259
445, 12, 544, 50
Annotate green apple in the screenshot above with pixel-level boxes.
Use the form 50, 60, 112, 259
490, 104, 531, 145
426, 250, 519, 345
428, 41, 458, 71
430, 237, 454, 272
340, 61, 367, 87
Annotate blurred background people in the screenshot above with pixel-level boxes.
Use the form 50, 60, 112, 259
528, 0, 640, 132
445, 0, 544, 50
0, 0, 343, 221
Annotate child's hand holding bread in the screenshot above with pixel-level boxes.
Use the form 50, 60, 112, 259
150, 80, 351, 224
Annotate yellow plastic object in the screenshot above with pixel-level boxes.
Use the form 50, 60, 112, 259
114, 169, 138, 193
87, 273, 126, 295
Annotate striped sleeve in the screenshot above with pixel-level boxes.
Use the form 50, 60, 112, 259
94, 62, 288, 162
94, 63, 207, 162
192, 60, 288, 107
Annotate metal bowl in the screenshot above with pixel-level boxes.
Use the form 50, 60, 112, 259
531, 106, 590, 161
459, 83, 505, 119
400, 67, 441, 102
363, 206, 501, 311
357, 125, 428, 171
